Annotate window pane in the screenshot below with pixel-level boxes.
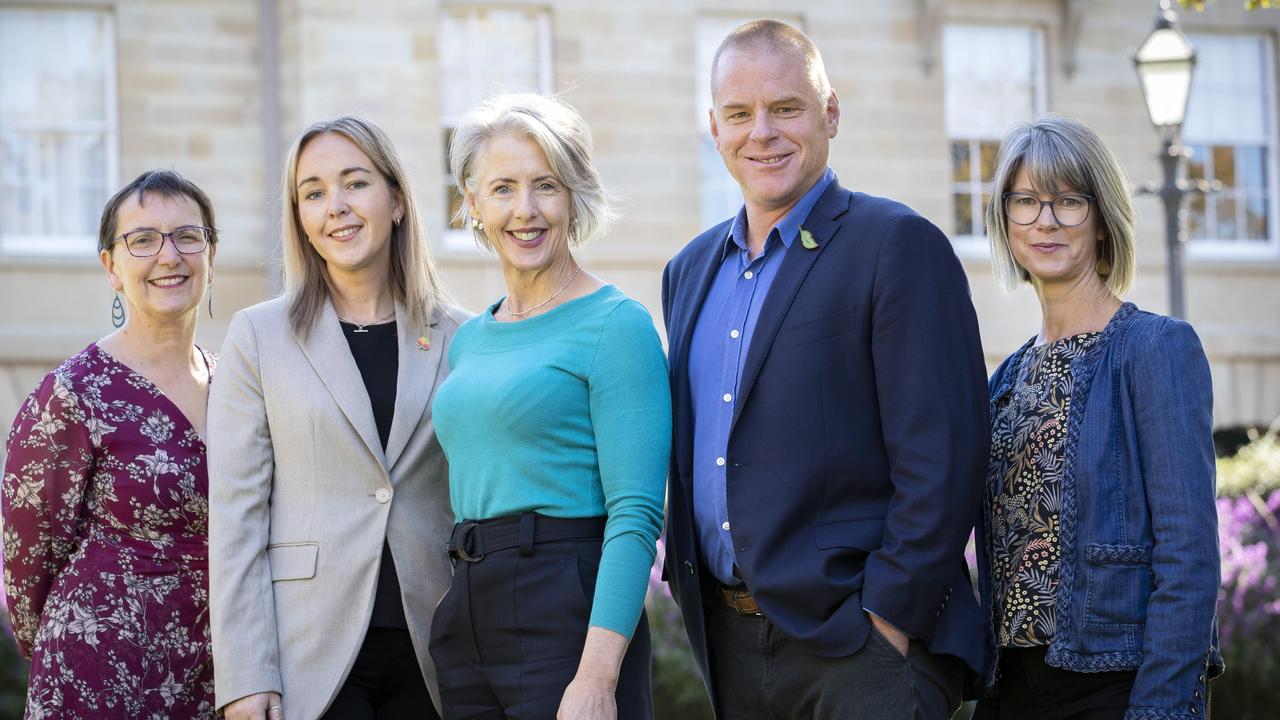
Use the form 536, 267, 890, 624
1213, 145, 1236, 188
954, 193, 973, 237
943, 25, 1040, 138
1188, 194, 1208, 240
0, 9, 112, 127
1245, 194, 1269, 240
1187, 145, 1207, 182
1236, 145, 1267, 192
1216, 197, 1239, 239
979, 141, 1001, 182
446, 184, 465, 231
951, 142, 970, 183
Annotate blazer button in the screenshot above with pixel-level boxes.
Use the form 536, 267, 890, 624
375, 488, 392, 504
684, 561, 695, 575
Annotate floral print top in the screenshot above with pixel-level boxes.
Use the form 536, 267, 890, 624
1, 344, 216, 719
986, 332, 1100, 648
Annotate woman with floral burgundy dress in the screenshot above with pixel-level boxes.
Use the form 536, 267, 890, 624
2, 170, 219, 718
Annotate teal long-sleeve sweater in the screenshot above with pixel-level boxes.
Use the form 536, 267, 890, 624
431, 284, 671, 638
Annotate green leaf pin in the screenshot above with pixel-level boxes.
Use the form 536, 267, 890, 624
799, 227, 818, 250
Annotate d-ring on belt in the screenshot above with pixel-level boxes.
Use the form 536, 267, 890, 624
447, 512, 606, 563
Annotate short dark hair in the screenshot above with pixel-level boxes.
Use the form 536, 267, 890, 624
98, 170, 218, 253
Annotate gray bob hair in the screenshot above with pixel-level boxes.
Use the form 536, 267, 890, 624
985, 113, 1136, 298
449, 93, 613, 249
281, 115, 447, 337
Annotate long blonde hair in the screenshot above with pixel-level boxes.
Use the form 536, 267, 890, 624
281, 116, 447, 336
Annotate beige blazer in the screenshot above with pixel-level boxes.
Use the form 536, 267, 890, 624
208, 296, 465, 719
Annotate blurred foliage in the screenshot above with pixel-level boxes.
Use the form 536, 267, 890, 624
1217, 423, 1280, 497
1211, 422, 1280, 719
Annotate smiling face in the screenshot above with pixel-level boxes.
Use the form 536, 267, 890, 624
464, 132, 574, 275
1006, 164, 1103, 288
710, 45, 839, 216
294, 132, 403, 278
100, 192, 214, 323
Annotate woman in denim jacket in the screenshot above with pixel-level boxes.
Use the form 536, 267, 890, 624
974, 114, 1223, 720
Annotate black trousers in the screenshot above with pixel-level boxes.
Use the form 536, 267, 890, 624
428, 515, 652, 720
972, 646, 1137, 720
321, 627, 439, 720
708, 601, 964, 720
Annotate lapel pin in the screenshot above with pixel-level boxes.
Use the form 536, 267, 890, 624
799, 227, 819, 250
416, 336, 431, 351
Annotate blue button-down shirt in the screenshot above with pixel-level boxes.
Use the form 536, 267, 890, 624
688, 168, 835, 586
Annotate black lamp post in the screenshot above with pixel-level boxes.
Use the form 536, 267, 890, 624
1134, 0, 1197, 319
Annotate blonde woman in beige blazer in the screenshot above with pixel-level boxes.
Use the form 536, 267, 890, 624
209, 116, 464, 720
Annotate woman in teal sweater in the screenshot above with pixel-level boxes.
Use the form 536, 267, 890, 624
429, 93, 671, 720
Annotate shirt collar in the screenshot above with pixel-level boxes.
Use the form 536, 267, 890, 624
723, 167, 836, 260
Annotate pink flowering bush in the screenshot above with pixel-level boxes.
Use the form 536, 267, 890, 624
1208, 426, 1280, 719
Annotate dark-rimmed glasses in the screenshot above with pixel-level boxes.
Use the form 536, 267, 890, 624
1002, 193, 1094, 227
111, 226, 212, 257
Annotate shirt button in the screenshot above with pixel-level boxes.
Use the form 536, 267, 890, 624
375, 488, 391, 504
743, 270, 754, 279
722, 521, 731, 531
716, 457, 726, 467
730, 329, 740, 339
723, 393, 733, 403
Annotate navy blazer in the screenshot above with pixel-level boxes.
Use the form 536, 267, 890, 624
661, 180, 991, 705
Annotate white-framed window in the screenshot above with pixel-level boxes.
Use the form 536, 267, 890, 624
1184, 34, 1278, 259
0, 7, 117, 256
694, 14, 804, 229
438, 6, 552, 253
696, 15, 749, 229
943, 24, 1045, 255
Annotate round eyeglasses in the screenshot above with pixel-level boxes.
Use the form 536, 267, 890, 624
111, 226, 212, 257
1002, 193, 1094, 228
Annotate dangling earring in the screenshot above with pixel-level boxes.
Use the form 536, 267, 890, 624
1096, 236, 1111, 276
471, 218, 484, 231
111, 294, 125, 328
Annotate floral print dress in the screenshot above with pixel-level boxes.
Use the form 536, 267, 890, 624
2, 344, 216, 719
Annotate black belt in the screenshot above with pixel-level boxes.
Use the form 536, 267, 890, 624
447, 512, 606, 563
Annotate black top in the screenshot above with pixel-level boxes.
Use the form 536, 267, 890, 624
340, 319, 407, 630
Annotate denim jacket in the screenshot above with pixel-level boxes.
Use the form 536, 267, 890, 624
979, 303, 1224, 720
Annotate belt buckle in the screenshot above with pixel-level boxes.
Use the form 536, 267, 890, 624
452, 521, 485, 563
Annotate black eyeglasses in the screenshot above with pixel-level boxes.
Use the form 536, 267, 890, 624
1002, 193, 1094, 228
111, 226, 212, 257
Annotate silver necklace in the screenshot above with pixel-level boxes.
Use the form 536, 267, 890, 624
336, 309, 395, 333
503, 265, 581, 318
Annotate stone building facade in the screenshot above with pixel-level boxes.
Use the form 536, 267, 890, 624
2, 0, 1278, 461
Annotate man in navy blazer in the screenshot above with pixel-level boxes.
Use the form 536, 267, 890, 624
661, 20, 990, 719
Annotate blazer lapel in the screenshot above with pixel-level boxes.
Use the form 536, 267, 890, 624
385, 305, 444, 472
670, 230, 730, 485
732, 184, 849, 430
295, 299, 387, 469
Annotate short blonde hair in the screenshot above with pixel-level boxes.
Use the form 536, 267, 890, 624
281, 116, 447, 336
985, 113, 1136, 297
449, 93, 613, 249
711, 19, 832, 105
